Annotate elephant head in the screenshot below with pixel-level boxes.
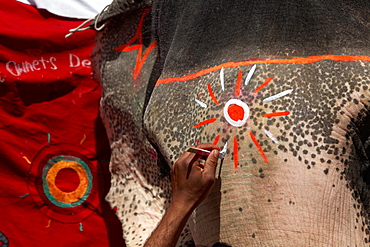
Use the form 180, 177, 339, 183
92, 0, 370, 246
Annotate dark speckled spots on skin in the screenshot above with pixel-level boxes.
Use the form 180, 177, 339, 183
324, 168, 329, 175
98, 11, 370, 243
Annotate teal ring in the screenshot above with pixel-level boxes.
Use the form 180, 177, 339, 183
42, 155, 93, 208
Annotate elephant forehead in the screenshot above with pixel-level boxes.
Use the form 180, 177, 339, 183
144, 59, 370, 245
145, 60, 369, 163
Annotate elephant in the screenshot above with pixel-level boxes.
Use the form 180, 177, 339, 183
91, 0, 370, 246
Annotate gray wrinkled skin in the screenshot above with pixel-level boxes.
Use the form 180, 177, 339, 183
92, 1, 370, 246
92, 4, 195, 247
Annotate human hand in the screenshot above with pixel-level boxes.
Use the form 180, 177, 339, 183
170, 143, 220, 213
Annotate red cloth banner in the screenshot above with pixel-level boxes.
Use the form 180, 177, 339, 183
0, 1, 125, 246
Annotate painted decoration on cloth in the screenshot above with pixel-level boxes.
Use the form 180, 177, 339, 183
0, 1, 125, 246
28, 143, 104, 223
42, 155, 92, 208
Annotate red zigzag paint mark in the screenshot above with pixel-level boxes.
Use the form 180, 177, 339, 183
114, 9, 157, 80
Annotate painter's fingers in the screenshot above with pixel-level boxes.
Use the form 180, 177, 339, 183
172, 151, 201, 179
202, 149, 219, 180
172, 152, 192, 176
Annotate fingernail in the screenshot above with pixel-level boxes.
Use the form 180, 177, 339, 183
212, 149, 219, 158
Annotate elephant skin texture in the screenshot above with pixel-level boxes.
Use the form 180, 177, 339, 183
92, 0, 370, 246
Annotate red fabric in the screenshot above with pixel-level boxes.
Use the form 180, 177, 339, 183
0, 1, 125, 246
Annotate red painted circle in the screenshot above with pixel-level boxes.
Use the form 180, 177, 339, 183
227, 104, 245, 121
55, 168, 80, 193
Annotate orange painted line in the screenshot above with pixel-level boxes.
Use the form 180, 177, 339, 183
192, 118, 217, 128
45, 219, 51, 228
249, 132, 269, 163
235, 69, 242, 96
233, 136, 239, 169
263, 111, 290, 118
213, 135, 221, 145
207, 83, 220, 105
80, 134, 86, 145
255, 76, 273, 93
22, 156, 31, 164
156, 54, 370, 85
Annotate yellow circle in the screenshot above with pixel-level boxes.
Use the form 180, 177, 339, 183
46, 160, 89, 204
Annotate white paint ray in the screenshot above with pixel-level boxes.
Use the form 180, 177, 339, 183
263, 128, 279, 145
195, 99, 207, 108
263, 89, 293, 102
220, 67, 225, 91
244, 64, 256, 86
220, 141, 228, 159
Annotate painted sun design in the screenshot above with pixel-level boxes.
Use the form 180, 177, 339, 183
193, 65, 293, 168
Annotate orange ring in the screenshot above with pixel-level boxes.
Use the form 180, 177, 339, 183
46, 160, 88, 204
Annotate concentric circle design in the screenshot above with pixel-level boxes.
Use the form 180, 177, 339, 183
223, 99, 250, 127
28, 143, 104, 223
42, 156, 93, 208
0, 232, 9, 247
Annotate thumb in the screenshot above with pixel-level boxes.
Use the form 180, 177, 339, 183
203, 149, 219, 177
